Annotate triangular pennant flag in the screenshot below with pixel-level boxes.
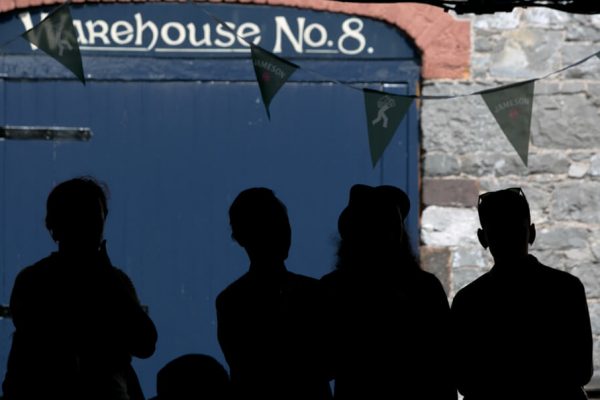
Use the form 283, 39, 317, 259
364, 89, 413, 167
481, 80, 535, 166
22, 3, 85, 84
250, 44, 298, 119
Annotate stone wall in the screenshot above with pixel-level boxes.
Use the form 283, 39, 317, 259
420, 8, 600, 382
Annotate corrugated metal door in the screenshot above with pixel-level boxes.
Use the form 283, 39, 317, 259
0, 79, 418, 395
0, 5, 420, 395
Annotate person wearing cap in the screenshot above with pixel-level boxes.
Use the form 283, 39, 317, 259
451, 187, 593, 400
320, 184, 455, 400
215, 188, 332, 400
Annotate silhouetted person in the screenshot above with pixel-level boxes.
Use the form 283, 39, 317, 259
152, 354, 230, 400
320, 184, 456, 400
451, 187, 593, 400
2, 177, 157, 400
216, 188, 332, 400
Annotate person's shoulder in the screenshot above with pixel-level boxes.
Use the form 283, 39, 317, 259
452, 270, 494, 305
110, 265, 132, 280
287, 270, 318, 284
14, 254, 55, 283
287, 271, 323, 294
414, 269, 445, 287
10, 255, 57, 307
108, 265, 136, 288
320, 269, 339, 279
320, 269, 341, 284
216, 273, 252, 306
402, 269, 444, 292
26, 254, 55, 271
533, 257, 584, 289
409, 270, 451, 308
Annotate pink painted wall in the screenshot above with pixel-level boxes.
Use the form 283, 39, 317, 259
1, 0, 471, 78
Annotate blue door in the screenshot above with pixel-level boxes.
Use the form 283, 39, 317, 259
0, 4, 420, 397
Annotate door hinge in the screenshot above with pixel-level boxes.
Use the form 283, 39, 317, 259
0, 126, 92, 141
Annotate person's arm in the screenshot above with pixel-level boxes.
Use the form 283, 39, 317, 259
9, 268, 33, 331
426, 277, 457, 400
216, 291, 256, 382
450, 291, 472, 399
99, 242, 157, 358
112, 269, 158, 359
569, 278, 594, 386
4, 269, 31, 398
216, 294, 238, 371
5, 266, 62, 399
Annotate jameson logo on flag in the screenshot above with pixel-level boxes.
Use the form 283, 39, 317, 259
364, 88, 413, 167
481, 80, 535, 166
251, 44, 298, 119
22, 3, 85, 84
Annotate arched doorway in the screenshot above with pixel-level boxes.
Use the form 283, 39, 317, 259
0, 2, 421, 396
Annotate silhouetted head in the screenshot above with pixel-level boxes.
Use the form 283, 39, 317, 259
45, 177, 109, 254
336, 184, 418, 271
229, 188, 291, 263
338, 184, 407, 243
156, 354, 230, 400
477, 187, 536, 263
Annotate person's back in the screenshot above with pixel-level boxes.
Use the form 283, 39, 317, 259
321, 267, 451, 400
451, 188, 593, 400
321, 184, 455, 400
216, 188, 331, 400
3, 177, 157, 400
217, 270, 328, 399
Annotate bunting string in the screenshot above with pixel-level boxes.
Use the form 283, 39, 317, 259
2, 2, 600, 167
198, 7, 361, 92
199, 6, 598, 167
198, 7, 599, 100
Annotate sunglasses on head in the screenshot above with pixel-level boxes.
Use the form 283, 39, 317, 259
478, 187, 526, 206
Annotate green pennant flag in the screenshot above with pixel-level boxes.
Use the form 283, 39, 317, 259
481, 80, 535, 166
22, 3, 85, 84
364, 89, 413, 167
251, 44, 298, 119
